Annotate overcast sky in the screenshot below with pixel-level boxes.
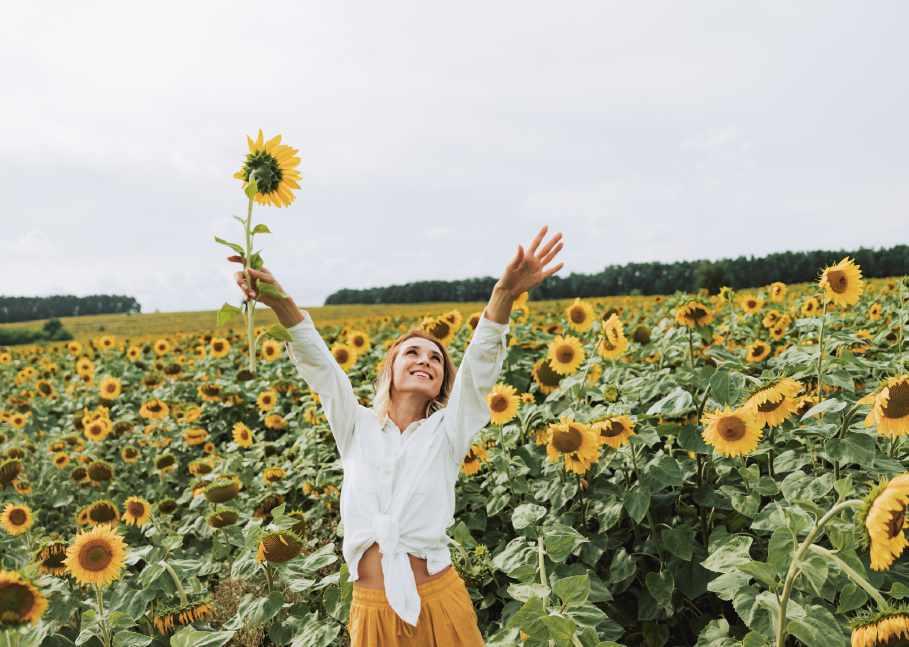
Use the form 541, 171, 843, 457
2, 1, 906, 313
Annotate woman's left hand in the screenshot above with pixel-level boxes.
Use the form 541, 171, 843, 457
497, 225, 565, 298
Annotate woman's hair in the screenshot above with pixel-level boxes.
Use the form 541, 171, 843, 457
371, 329, 456, 424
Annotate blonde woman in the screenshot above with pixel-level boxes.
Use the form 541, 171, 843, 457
229, 225, 564, 646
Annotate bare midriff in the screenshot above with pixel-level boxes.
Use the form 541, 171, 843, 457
355, 541, 452, 589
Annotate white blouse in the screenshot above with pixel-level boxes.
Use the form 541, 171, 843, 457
284, 311, 510, 627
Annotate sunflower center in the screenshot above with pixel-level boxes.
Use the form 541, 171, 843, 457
0, 582, 34, 620
556, 345, 575, 363
888, 508, 906, 539
127, 502, 146, 518
717, 416, 747, 442
826, 269, 848, 293
464, 450, 477, 463
570, 308, 586, 323
8, 509, 27, 526
81, 541, 114, 571
335, 349, 349, 363
688, 307, 707, 323
883, 383, 909, 420
491, 395, 509, 412
243, 151, 284, 194
538, 360, 562, 386
602, 421, 625, 438
552, 427, 583, 453
757, 396, 784, 413
90, 504, 117, 523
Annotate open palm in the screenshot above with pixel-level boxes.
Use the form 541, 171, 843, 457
498, 225, 565, 298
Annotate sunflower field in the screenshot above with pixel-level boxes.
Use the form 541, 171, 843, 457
1, 259, 908, 647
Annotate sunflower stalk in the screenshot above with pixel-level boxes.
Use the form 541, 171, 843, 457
243, 186, 258, 376
774, 498, 862, 647
806, 544, 887, 608
160, 559, 188, 607
95, 584, 112, 647
815, 300, 829, 401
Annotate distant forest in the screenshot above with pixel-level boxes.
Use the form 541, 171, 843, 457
325, 244, 909, 305
0, 295, 140, 324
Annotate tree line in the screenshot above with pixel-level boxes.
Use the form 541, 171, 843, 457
325, 244, 909, 304
0, 295, 140, 324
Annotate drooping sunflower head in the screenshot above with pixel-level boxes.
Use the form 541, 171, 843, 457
849, 604, 909, 647
65, 524, 127, 587
461, 442, 490, 477
859, 474, 909, 571
86, 500, 120, 527
819, 256, 864, 308
205, 475, 243, 504
153, 596, 215, 635
744, 377, 804, 428
0, 459, 24, 488
234, 129, 302, 208
0, 570, 48, 626
35, 539, 69, 576
207, 508, 240, 529
592, 415, 636, 449
532, 357, 563, 395
547, 335, 585, 376
256, 530, 305, 563
864, 376, 909, 439
486, 383, 520, 426
701, 407, 763, 457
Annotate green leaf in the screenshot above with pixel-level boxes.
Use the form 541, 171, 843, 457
244, 177, 259, 199
624, 484, 651, 524
543, 523, 588, 563
644, 570, 674, 607
512, 503, 547, 530
224, 592, 285, 631
257, 281, 289, 301
607, 548, 636, 583
266, 324, 292, 343
112, 632, 152, 647
646, 387, 693, 417
738, 560, 778, 589
540, 613, 577, 642
787, 604, 848, 647
800, 398, 847, 420
552, 574, 590, 607
701, 535, 753, 573
492, 537, 538, 581
644, 454, 683, 490
217, 302, 242, 327
170, 628, 236, 647
506, 596, 547, 632
507, 582, 551, 603
251, 223, 272, 235
663, 525, 695, 561
214, 236, 246, 255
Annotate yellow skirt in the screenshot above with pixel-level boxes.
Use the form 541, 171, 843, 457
347, 566, 485, 646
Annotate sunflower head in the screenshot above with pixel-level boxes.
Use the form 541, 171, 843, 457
849, 603, 909, 646
123, 496, 152, 527
65, 524, 127, 587
547, 335, 585, 376
205, 475, 242, 503
153, 596, 215, 635
35, 539, 69, 576
701, 407, 763, 457
1, 503, 33, 536
234, 130, 302, 208
486, 384, 520, 426
865, 376, 909, 439
858, 474, 909, 571
0, 570, 47, 626
819, 256, 864, 308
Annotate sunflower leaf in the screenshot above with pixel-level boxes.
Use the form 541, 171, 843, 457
257, 282, 289, 301
266, 324, 292, 343
252, 223, 272, 235
244, 177, 259, 199
213, 236, 245, 256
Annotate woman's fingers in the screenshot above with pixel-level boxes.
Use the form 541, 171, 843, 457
540, 241, 564, 266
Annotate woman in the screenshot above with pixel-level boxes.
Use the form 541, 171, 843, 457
229, 225, 564, 646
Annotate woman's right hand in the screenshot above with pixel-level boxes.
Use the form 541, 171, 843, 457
227, 255, 290, 310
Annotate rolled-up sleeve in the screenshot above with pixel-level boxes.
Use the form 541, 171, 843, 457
284, 315, 358, 459
442, 314, 510, 466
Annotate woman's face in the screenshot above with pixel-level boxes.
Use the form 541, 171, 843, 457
391, 337, 444, 401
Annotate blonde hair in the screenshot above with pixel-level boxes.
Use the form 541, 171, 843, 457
371, 329, 456, 425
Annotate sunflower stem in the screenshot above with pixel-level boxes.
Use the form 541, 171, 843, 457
774, 498, 862, 647
95, 584, 111, 647
815, 300, 829, 402
807, 544, 887, 608
161, 560, 189, 607
244, 193, 257, 376
537, 535, 547, 588
687, 328, 695, 369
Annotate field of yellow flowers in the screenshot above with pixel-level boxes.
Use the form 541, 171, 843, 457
1, 263, 908, 647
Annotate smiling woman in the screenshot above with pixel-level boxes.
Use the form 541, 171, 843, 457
229, 225, 564, 646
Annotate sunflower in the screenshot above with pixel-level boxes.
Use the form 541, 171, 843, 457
864, 376, 909, 438
675, 301, 714, 328
860, 475, 909, 571
597, 314, 628, 360
87, 460, 114, 483
208, 337, 230, 359
182, 427, 209, 447
564, 298, 595, 333
120, 446, 140, 464
347, 330, 372, 355
234, 130, 302, 208
35, 540, 68, 576
801, 296, 821, 317
1, 503, 33, 536
545, 418, 601, 475
207, 508, 240, 529
35, 380, 56, 399
0, 571, 47, 626
122, 496, 152, 527
154, 454, 178, 474
153, 339, 171, 356
254, 494, 285, 520
65, 524, 127, 587
153, 597, 215, 635
86, 500, 120, 527
769, 282, 787, 303
205, 475, 242, 503
701, 407, 763, 457
139, 399, 169, 420
745, 340, 771, 363
869, 302, 883, 321
233, 422, 255, 448
264, 414, 288, 430
592, 416, 635, 449
850, 608, 909, 647
744, 378, 804, 428
547, 335, 585, 376
738, 294, 764, 315
256, 530, 304, 563
262, 466, 286, 485
82, 416, 112, 443
257, 389, 279, 412
422, 317, 456, 346
330, 343, 357, 371
260, 339, 283, 363
188, 458, 215, 477
52, 452, 70, 469
197, 382, 222, 403
486, 384, 520, 426
819, 257, 864, 307
98, 376, 122, 401
461, 442, 489, 476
